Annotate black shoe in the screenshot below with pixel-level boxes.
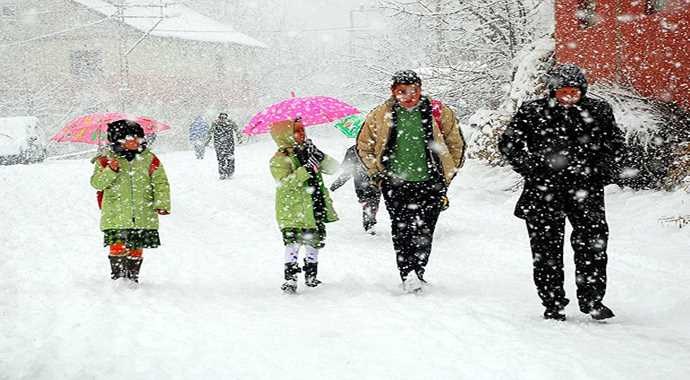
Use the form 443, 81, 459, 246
282, 263, 301, 293
543, 307, 567, 321
125, 258, 143, 283
303, 260, 322, 287
543, 298, 569, 321
416, 271, 430, 286
583, 302, 615, 320
281, 280, 297, 294
108, 256, 126, 280
284, 262, 301, 281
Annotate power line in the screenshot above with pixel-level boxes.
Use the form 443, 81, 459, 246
0, 14, 115, 49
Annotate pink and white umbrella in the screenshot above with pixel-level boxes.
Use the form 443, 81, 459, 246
243, 96, 360, 136
51, 112, 171, 145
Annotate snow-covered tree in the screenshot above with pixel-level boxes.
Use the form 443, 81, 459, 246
373, 0, 550, 115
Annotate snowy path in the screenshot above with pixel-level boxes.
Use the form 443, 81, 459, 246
2, 134, 689, 379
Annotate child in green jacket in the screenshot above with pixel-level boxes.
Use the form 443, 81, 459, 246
269, 118, 339, 294
91, 120, 171, 285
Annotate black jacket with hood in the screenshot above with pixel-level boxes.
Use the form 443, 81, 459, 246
498, 64, 626, 219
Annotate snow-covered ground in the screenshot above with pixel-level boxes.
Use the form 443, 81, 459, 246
2, 131, 689, 379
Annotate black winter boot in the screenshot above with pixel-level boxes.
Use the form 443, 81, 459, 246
581, 301, 615, 320
281, 263, 301, 294
126, 258, 143, 283
303, 260, 322, 287
109, 256, 126, 280
543, 298, 569, 321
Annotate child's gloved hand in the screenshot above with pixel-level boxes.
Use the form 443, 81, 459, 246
108, 159, 120, 172
156, 209, 170, 215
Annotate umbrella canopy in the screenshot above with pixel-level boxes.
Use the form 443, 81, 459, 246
333, 114, 365, 138
243, 96, 359, 136
51, 112, 171, 145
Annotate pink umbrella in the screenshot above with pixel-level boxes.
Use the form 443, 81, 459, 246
51, 112, 171, 145
243, 95, 360, 136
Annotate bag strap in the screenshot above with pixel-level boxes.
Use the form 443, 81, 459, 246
149, 154, 160, 176
431, 99, 443, 129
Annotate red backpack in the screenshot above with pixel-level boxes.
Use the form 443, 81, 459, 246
95, 155, 161, 209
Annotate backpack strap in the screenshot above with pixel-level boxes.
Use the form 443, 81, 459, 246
431, 99, 443, 129
97, 156, 109, 168
149, 154, 160, 176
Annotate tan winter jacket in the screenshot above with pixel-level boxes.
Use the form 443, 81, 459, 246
356, 97, 465, 185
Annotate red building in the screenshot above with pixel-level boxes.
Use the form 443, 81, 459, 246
555, 0, 690, 111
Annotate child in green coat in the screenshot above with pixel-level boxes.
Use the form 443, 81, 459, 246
91, 120, 171, 285
269, 118, 339, 294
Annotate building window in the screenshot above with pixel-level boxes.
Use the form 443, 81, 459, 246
1, 5, 17, 17
70, 50, 103, 80
576, 0, 599, 29
645, 0, 667, 14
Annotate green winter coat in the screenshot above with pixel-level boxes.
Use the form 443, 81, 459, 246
91, 149, 171, 231
269, 120, 339, 229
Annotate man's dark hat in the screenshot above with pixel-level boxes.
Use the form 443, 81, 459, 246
546, 63, 588, 96
391, 70, 422, 86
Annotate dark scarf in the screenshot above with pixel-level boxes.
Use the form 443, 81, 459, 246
111, 140, 147, 161
383, 96, 443, 181
295, 139, 327, 223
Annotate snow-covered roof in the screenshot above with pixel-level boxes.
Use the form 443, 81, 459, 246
72, 0, 267, 48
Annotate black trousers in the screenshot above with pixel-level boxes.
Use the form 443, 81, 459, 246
215, 140, 235, 178
525, 187, 609, 311
382, 178, 443, 281
360, 193, 381, 231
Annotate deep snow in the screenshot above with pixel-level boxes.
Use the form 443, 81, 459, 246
1, 131, 689, 380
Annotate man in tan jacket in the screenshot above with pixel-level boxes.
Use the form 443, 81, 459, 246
356, 70, 465, 293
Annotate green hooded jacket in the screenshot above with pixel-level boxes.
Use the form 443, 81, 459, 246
269, 120, 339, 229
91, 149, 171, 231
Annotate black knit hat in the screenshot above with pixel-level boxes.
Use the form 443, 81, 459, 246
546, 63, 588, 96
391, 70, 422, 86
107, 119, 144, 143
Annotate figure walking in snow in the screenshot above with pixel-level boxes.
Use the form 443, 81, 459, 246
329, 145, 381, 234
91, 120, 171, 286
189, 115, 209, 159
270, 118, 339, 294
356, 70, 465, 293
207, 112, 239, 179
498, 63, 625, 321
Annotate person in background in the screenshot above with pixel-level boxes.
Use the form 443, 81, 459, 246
207, 112, 239, 179
189, 115, 209, 159
330, 145, 381, 234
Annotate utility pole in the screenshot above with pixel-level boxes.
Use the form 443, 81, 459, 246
115, 0, 168, 112
117, 0, 128, 112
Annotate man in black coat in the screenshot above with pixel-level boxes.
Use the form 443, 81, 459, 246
206, 112, 239, 180
498, 63, 625, 321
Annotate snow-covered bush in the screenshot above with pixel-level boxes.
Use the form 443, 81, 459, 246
464, 109, 511, 166
590, 84, 690, 190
